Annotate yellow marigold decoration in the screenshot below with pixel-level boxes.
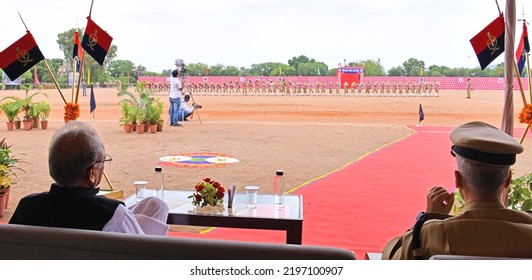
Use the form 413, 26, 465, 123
64, 102, 80, 123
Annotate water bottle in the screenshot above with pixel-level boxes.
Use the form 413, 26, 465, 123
152, 166, 164, 199
274, 170, 285, 208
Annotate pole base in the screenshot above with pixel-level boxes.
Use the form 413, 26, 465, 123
97, 189, 123, 199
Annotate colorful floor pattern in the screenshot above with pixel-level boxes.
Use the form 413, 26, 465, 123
158, 152, 239, 168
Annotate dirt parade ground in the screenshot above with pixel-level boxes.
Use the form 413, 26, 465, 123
1, 87, 532, 230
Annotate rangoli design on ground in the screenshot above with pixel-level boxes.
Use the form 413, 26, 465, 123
158, 152, 239, 168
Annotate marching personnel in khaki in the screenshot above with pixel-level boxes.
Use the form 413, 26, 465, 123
382, 121, 532, 259
466, 78, 472, 99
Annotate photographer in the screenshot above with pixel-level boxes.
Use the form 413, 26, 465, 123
177, 94, 201, 121
169, 68, 184, 127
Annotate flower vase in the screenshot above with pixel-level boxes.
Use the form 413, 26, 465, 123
193, 204, 224, 215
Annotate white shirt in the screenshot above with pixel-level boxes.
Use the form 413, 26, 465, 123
169, 76, 182, 98
179, 100, 195, 113
102, 204, 169, 236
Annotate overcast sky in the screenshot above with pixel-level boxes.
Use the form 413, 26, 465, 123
1, 0, 530, 72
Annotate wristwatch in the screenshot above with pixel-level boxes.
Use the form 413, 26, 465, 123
416, 211, 426, 221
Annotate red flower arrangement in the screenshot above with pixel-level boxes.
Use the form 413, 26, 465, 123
64, 102, 80, 123
188, 178, 225, 207
519, 104, 532, 125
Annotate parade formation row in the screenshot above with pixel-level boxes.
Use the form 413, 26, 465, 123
144, 79, 441, 97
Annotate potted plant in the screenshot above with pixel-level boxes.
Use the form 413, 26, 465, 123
134, 104, 146, 134
14, 116, 22, 130
31, 101, 41, 128
0, 138, 23, 215
117, 81, 153, 134
145, 102, 160, 134
1, 84, 47, 131
38, 100, 51, 129
119, 101, 134, 133
155, 99, 164, 132
0, 101, 21, 131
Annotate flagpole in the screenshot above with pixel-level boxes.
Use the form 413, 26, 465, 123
75, 0, 95, 104
17, 13, 67, 105
513, 63, 528, 105
75, 51, 85, 104
522, 7, 531, 101
84, 0, 119, 198
17, 12, 29, 31
71, 58, 76, 103
520, 125, 530, 144
41, 60, 68, 105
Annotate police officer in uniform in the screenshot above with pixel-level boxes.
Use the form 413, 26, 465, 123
382, 121, 532, 259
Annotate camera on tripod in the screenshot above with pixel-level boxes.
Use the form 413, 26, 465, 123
175, 58, 187, 78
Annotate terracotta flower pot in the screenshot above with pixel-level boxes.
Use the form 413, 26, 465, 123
124, 123, 133, 133
41, 120, 48, 129
136, 123, 145, 134
0, 193, 6, 218
32, 117, 40, 128
2, 187, 9, 209
6, 122, 14, 131
149, 124, 157, 134
132, 123, 137, 131
23, 120, 33, 130
0, 187, 9, 217
14, 120, 21, 129
157, 120, 164, 132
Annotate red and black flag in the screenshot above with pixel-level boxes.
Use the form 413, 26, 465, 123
0, 32, 44, 81
73, 30, 81, 59
516, 20, 530, 75
73, 30, 82, 71
470, 14, 505, 70
81, 17, 113, 65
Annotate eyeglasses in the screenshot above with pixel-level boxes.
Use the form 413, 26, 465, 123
94, 154, 112, 165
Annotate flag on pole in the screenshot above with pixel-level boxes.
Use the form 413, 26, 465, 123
419, 104, 425, 123
279, 67, 282, 76
73, 30, 81, 71
0, 32, 44, 81
317, 67, 321, 76
87, 67, 91, 84
81, 17, 113, 65
33, 65, 40, 85
90, 84, 96, 113
205, 66, 209, 76
470, 14, 505, 70
516, 20, 530, 75
73, 31, 81, 58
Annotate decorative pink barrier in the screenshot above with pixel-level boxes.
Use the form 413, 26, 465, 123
138, 76, 530, 91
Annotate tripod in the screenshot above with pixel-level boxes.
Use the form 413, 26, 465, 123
183, 74, 202, 125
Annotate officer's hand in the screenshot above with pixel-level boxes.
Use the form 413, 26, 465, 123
426, 186, 454, 214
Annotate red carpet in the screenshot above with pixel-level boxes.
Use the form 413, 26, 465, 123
167, 125, 458, 258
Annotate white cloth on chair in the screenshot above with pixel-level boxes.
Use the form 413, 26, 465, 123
103, 197, 169, 236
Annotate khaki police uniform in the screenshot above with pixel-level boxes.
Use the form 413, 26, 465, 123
382, 202, 532, 259
382, 121, 532, 260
